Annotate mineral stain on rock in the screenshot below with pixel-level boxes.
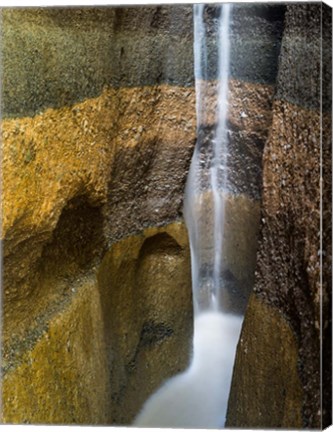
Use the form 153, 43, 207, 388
139, 322, 174, 348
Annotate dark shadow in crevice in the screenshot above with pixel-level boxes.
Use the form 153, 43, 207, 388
38, 195, 105, 282
137, 232, 183, 261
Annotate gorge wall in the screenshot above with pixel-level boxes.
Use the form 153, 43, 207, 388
2, 6, 195, 424
227, 3, 332, 429
1, 3, 330, 428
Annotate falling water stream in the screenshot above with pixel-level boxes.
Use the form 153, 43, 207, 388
184, 3, 233, 314
182, 4, 244, 425
134, 4, 244, 428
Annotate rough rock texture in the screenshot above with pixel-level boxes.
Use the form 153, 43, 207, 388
1, 4, 284, 118
1, 6, 193, 117
227, 4, 332, 429
2, 85, 195, 326
322, 4, 332, 427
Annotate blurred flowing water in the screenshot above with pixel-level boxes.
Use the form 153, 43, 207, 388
135, 5, 245, 428
184, 3, 234, 315
182, 5, 244, 425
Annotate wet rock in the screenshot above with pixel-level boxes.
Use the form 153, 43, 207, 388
104, 80, 275, 244
202, 4, 285, 83
1, 3, 288, 426
186, 192, 261, 315
193, 80, 275, 199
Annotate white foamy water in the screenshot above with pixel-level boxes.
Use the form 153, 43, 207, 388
134, 311, 242, 428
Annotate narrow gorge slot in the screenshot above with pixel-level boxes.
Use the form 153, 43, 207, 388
184, 3, 233, 314
134, 5, 245, 428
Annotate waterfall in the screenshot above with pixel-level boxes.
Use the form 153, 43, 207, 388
134, 5, 243, 428
184, 3, 233, 314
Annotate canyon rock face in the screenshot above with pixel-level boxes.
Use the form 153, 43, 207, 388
227, 4, 332, 429
2, 3, 328, 429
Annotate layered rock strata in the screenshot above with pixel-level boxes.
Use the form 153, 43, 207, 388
2, 82, 197, 425
227, 4, 332, 429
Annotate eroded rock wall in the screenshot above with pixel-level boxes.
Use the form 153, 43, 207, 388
227, 4, 332, 428
1, 9, 194, 424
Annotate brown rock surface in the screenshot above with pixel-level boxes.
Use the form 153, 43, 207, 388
227, 5, 330, 427
228, 100, 324, 429
2, 85, 195, 346
1, 275, 111, 424
226, 295, 303, 428
97, 223, 193, 424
